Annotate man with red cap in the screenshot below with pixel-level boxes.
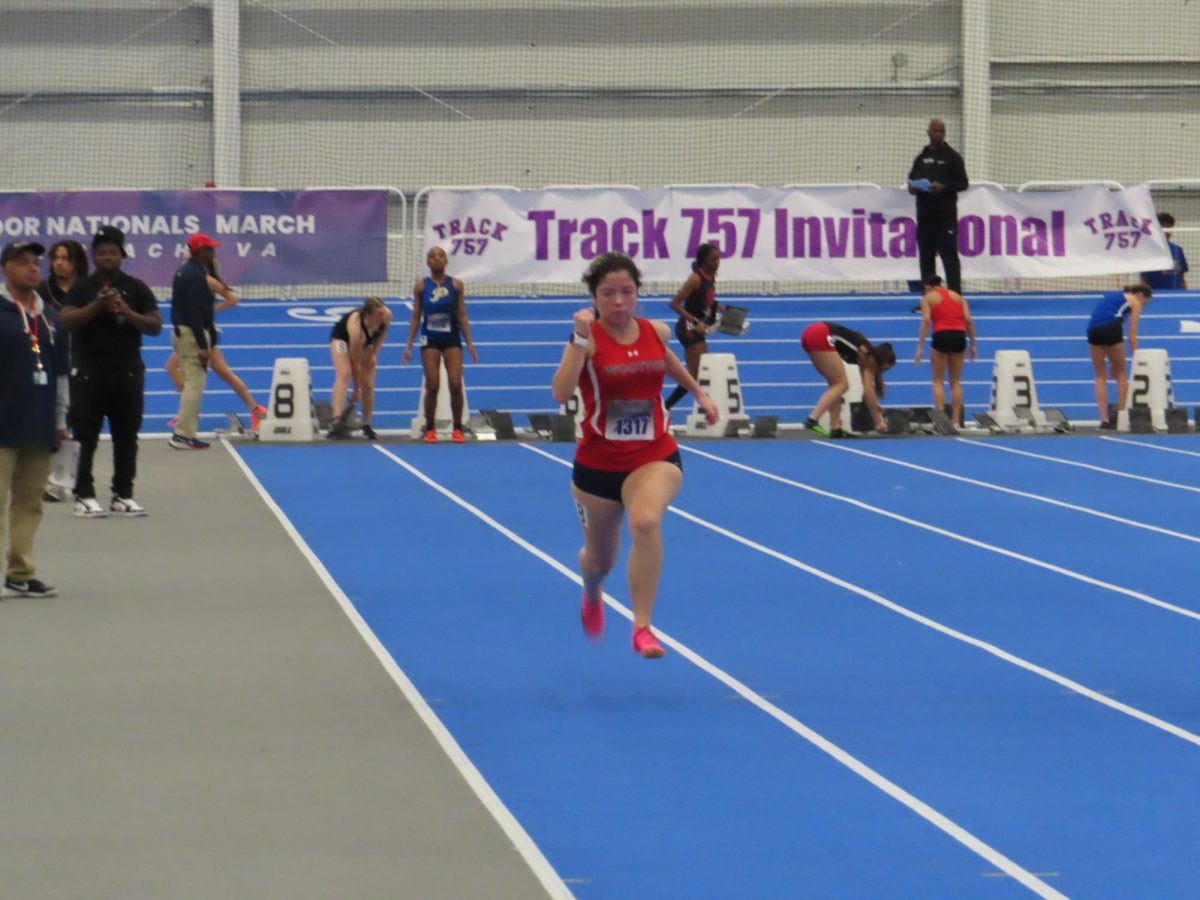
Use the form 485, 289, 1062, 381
168, 233, 221, 449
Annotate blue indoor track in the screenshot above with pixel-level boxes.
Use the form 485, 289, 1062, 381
233, 432, 1200, 899
143, 289, 1200, 432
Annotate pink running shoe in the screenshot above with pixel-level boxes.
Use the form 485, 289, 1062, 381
167, 415, 179, 429
632, 626, 665, 659
250, 404, 267, 432
580, 593, 604, 642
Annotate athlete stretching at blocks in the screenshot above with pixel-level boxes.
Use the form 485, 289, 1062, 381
801, 322, 896, 436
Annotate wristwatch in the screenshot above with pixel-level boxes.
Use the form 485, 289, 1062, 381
569, 331, 589, 348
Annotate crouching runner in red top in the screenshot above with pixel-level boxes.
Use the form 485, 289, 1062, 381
552, 252, 719, 659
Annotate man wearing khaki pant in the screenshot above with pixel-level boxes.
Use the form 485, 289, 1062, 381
1, 241, 70, 598
168, 233, 220, 450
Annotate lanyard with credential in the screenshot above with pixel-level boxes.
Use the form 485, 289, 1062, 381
18, 302, 49, 385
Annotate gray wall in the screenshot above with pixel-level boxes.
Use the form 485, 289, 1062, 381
2, 0, 1196, 287
4, 0, 1195, 192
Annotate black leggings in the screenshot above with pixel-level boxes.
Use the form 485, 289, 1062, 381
70, 365, 145, 499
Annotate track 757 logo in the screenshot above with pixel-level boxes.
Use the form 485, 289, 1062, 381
1081, 209, 1154, 251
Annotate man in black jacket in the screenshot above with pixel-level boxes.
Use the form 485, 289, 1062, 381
169, 233, 219, 450
61, 226, 162, 517
1, 241, 69, 597
907, 119, 969, 307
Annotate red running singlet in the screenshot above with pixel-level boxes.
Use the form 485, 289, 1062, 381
930, 287, 966, 333
575, 317, 678, 472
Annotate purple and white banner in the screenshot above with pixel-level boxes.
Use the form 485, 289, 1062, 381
0, 189, 388, 285
424, 185, 1172, 283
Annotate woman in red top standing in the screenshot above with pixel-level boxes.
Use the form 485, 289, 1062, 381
913, 275, 976, 427
552, 253, 718, 659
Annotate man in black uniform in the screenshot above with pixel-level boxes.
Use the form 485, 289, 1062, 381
169, 234, 220, 450
60, 226, 162, 517
907, 118, 968, 310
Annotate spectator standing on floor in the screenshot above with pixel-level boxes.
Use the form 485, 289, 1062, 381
907, 118, 968, 311
169, 234, 220, 450
60, 226, 162, 517
35, 240, 89, 503
1140, 213, 1189, 291
36, 240, 89, 310
1, 241, 69, 598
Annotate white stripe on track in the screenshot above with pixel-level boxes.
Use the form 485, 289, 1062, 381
955, 438, 1200, 494
528, 444, 1200, 753
224, 440, 572, 900
380, 442, 1065, 898
814, 440, 1200, 547
1100, 436, 1200, 459
682, 444, 1200, 623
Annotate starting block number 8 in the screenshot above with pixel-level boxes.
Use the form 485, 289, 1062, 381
260, 357, 319, 441
273, 383, 295, 420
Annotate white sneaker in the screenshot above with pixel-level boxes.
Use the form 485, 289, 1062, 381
73, 497, 108, 518
110, 496, 147, 517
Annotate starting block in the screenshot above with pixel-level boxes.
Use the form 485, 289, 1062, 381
260, 358, 320, 442
752, 415, 779, 438
481, 409, 518, 440
1117, 348, 1175, 433
326, 405, 362, 439
220, 412, 257, 440
410, 358, 469, 439
314, 401, 333, 431
685, 352, 751, 436
714, 305, 750, 336
883, 408, 913, 434
559, 388, 585, 440
527, 413, 577, 442
988, 350, 1049, 433
823, 363, 864, 433
1126, 407, 1154, 433
909, 406, 958, 435
1165, 408, 1190, 433
974, 412, 1002, 432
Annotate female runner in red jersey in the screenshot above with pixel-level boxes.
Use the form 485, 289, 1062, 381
913, 275, 976, 427
551, 253, 719, 659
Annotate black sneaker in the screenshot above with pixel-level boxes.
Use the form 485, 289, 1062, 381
168, 434, 210, 450
830, 428, 859, 439
1098, 421, 1115, 430
361, 424, 379, 441
4, 577, 57, 598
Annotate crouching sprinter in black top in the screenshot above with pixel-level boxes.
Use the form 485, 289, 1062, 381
60, 226, 162, 518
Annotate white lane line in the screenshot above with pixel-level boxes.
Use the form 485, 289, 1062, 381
680, 444, 1200, 623
552, 445, 1200, 755
1100, 436, 1200, 459
223, 440, 572, 900
813, 441, 1200, 547
382, 442, 1064, 899
955, 439, 1200, 494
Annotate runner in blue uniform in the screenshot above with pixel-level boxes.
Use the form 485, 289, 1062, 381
402, 247, 478, 443
1087, 282, 1152, 428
